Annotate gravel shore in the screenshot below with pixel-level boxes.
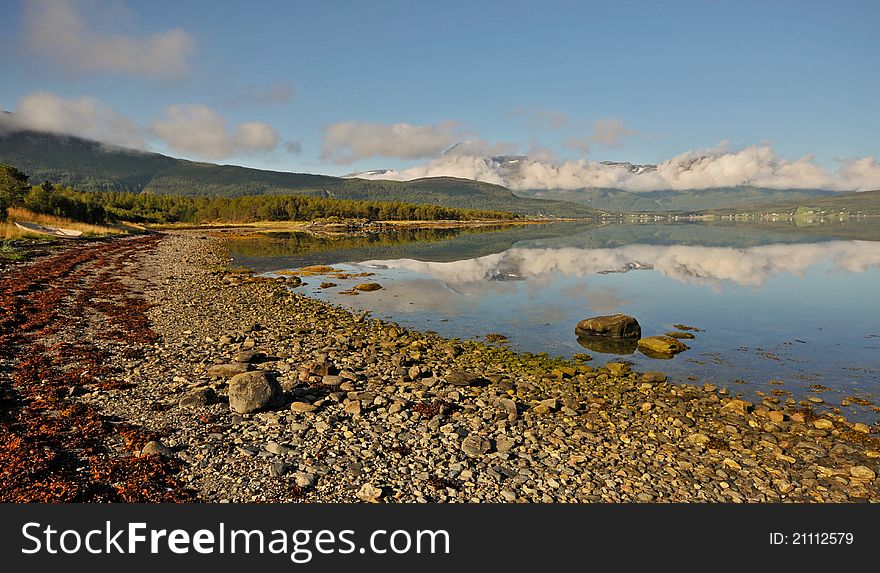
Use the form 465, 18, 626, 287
7, 231, 879, 502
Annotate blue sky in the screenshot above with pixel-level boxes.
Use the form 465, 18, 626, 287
1, 0, 878, 190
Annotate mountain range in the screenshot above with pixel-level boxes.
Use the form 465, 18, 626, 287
0, 130, 608, 218
0, 129, 875, 217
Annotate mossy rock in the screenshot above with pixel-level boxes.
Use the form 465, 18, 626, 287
665, 331, 696, 339
637, 336, 690, 357
299, 265, 337, 273
353, 283, 382, 292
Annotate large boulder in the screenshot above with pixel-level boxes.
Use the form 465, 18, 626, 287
575, 314, 641, 339
228, 371, 284, 414
637, 336, 689, 357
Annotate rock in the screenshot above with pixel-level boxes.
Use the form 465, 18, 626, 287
353, 283, 382, 292
140, 441, 173, 457
242, 337, 256, 349
344, 400, 362, 417
266, 441, 293, 456
321, 375, 344, 386
790, 412, 806, 423
853, 423, 870, 434
179, 387, 216, 408
813, 418, 834, 430
227, 371, 284, 414
850, 466, 876, 480
574, 314, 641, 339
300, 265, 336, 273
234, 350, 263, 363
495, 435, 517, 453
672, 324, 703, 331
637, 336, 689, 357
686, 433, 710, 446
722, 458, 742, 471
446, 370, 484, 387
290, 401, 317, 413
767, 410, 785, 423
498, 398, 518, 417
664, 331, 695, 339
219, 334, 234, 345
461, 434, 491, 457
356, 483, 383, 502
269, 462, 289, 477
319, 282, 337, 289
641, 371, 667, 383
207, 362, 253, 379
533, 398, 558, 415
604, 362, 631, 377
295, 472, 316, 488
720, 399, 752, 417
500, 490, 517, 502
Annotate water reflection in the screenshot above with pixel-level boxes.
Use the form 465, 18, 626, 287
236, 223, 880, 421
360, 240, 880, 290
576, 335, 638, 355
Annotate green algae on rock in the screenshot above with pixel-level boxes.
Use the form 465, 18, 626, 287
637, 335, 690, 357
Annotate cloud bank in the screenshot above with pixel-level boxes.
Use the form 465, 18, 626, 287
356, 142, 880, 192
321, 120, 461, 164
151, 104, 280, 159
23, 0, 194, 80
1, 92, 289, 160
0, 91, 146, 149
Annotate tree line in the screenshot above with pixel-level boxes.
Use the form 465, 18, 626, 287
0, 164, 516, 224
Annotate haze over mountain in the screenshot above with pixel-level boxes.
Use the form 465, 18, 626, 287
0, 129, 603, 217
342, 148, 871, 212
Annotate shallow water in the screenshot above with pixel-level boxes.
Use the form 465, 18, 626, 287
230, 222, 880, 422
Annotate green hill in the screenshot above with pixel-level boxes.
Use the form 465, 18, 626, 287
700, 189, 880, 217
517, 186, 837, 212
0, 130, 602, 218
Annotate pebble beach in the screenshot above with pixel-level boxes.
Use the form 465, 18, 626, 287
2, 231, 878, 503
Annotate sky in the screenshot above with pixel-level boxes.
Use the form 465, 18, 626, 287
1, 0, 879, 191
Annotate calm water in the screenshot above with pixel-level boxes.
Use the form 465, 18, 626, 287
230, 222, 880, 422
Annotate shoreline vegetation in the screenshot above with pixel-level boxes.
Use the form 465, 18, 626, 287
0, 231, 877, 502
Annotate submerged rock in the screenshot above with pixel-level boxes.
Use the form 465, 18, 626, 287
665, 331, 696, 340
637, 336, 690, 357
575, 314, 641, 339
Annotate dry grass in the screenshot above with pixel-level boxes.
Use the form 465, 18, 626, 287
3, 208, 128, 239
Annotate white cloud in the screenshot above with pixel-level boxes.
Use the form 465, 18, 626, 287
151, 104, 280, 159
590, 118, 639, 147
321, 120, 461, 164
357, 141, 880, 192
0, 91, 146, 149
23, 0, 194, 80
